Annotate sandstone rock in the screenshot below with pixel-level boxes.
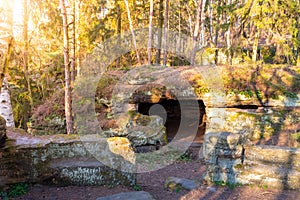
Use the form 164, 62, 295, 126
96, 191, 155, 200
0, 131, 136, 186
165, 177, 200, 191
107, 137, 136, 164
108, 114, 167, 147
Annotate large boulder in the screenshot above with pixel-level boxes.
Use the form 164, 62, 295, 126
103, 113, 167, 149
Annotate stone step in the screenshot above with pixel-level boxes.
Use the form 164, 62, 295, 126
236, 164, 300, 189
245, 145, 300, 171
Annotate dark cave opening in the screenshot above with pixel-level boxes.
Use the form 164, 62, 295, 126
137, 99, 206, 144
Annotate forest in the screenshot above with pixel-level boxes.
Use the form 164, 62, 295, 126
0, 0, 299, 134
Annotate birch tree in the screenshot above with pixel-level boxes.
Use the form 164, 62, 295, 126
124, 0, 141, 65
0, 1, 15, 127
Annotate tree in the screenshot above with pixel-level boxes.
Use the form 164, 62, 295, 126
148, 0, 154, 65
22, 0, 33, 106
191, 0, 203, 65
163, 0, 169, 66
60, 0, 74, 134
0, 0, 15, 127
124, 0, 141, 65
155, 0, 164, 64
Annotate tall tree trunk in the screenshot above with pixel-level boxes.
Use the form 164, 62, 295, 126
214, 0, 221, 64
0, 37, 15, 127
297, 5, 300, 67
76, 0, 81, 76
209, 0, 214, 44
148, 0, 154, 65
191, 0, 203, 65
155, 0, 164, 64
124, 0, 141, 65
178, 1, 181, 54
116, 3, 122, 68
70, 0, 76, 82
0, 1, 15, 128
163, 0, 169, 66
60, 0, 74, 134
252, 30, 260, 62
23, 0, 33, 107
0, 77, 15, 127
226, 0, 232, 65
200, 0, 206, 47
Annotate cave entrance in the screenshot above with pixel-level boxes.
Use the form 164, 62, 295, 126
137, 99, 206, 145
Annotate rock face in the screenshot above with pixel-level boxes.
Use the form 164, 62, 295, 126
2, 64, 299, 189
105, 65, 300, 189
104, 114, 167, 148
0, 116, 6, 147
0, 130, 136, 186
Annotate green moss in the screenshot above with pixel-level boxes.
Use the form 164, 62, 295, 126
234, 164, 244, 169
133, 113, 151, 126
291, 132, 300, 142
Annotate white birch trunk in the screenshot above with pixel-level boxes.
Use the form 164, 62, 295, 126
0, 77, 15, 127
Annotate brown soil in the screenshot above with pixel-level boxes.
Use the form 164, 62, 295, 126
15, 146, 300, 200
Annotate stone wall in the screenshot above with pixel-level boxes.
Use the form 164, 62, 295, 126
201, 64, 300, 189
0, 129, 136, 186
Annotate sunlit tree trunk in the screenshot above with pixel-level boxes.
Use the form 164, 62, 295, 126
116, 3, 122, 68
0, 1, 15, 128
148, 0, 154, 65
155, 0, 164, 64
200, 0, 206, 48
76, 0, 81, 76
23, 0, 33, 107
0, 77, 15, 127
60, 0, 74, 134
191, 0, 203, 65
70, 0, 76, 82
297, 7, 300, 67
226, 0, 232, 65
0, 38, 15, 128
252, 30, 260, 62
214, 0, 221, 64
163, 0, 169, 66
208, 0, 214, 44
124, 0, 141, 65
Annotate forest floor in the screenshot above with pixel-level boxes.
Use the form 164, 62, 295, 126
15, 145, 300, 200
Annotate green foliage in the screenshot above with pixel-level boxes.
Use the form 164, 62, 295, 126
291, 132, 300, 142
0, 183, 29, 199
132, 184, 142, 191
177, 151, 193, 163
2, 0, 300, 132
228, 89, 254, 98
